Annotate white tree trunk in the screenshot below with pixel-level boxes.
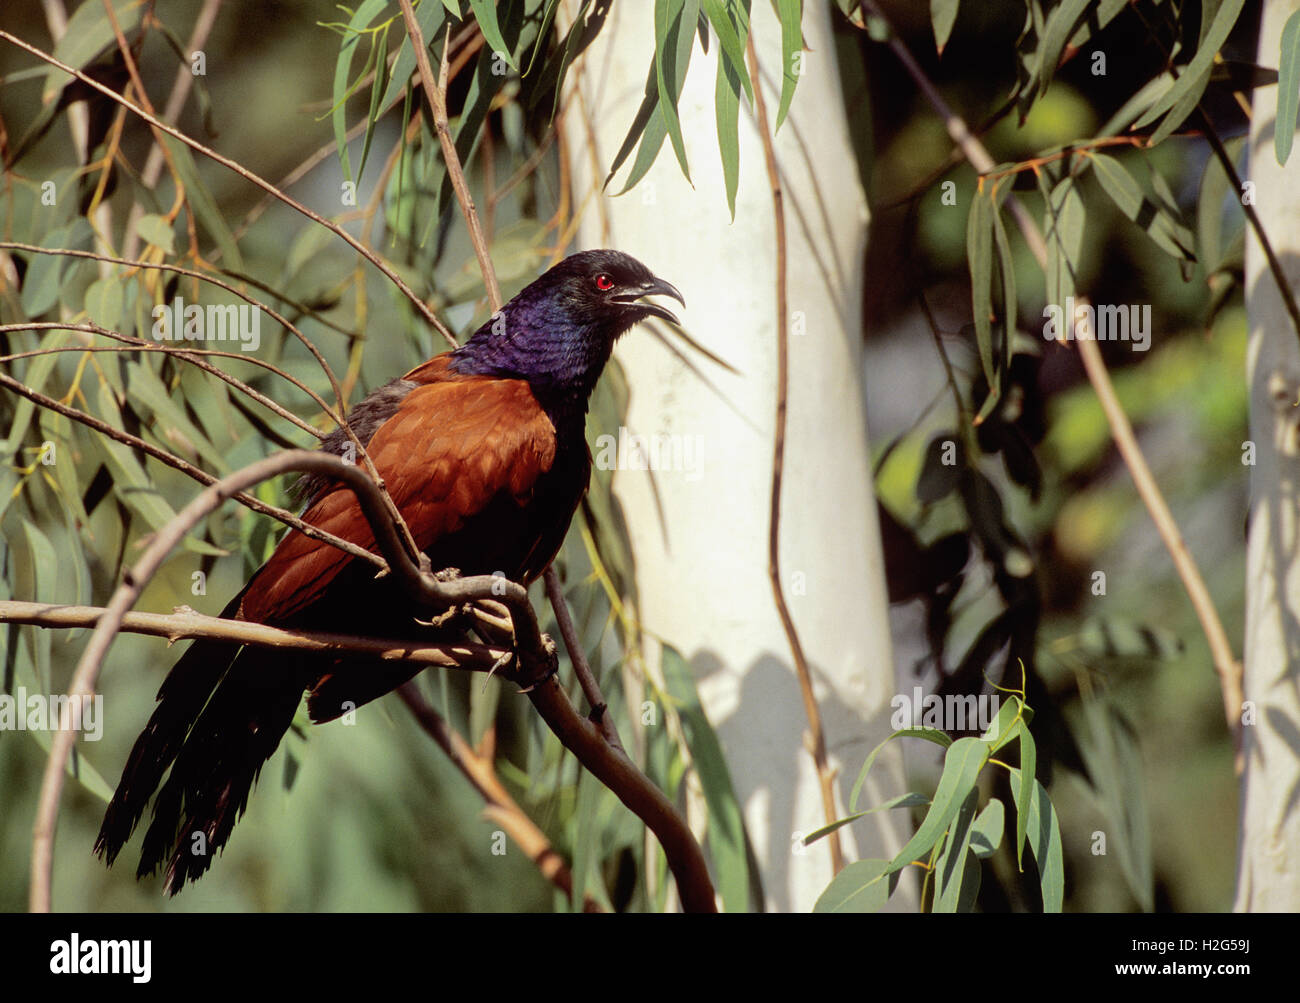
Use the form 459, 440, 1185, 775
563, 1, 909, 910
1238, 0, 1300, 912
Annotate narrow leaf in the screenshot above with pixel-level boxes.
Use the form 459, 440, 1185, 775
1008, 768, 1064, 912
1277, 10, 1300, 165
930, 0, 960, 56
849, 727, 952, 812
813, 859, 900, 913
774, 0, 802, 130
469, 0, 520, 71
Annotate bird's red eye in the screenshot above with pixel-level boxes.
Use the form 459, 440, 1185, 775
594, 273, 614, 291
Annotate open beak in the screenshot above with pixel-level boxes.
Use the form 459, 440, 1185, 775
616, 276, 685, 326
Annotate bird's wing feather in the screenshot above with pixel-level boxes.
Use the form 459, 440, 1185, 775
239, 373, 557, 623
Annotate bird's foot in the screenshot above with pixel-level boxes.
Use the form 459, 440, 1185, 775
515, 633, 559, 693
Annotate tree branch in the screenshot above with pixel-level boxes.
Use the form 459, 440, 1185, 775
746, 36, 845, 875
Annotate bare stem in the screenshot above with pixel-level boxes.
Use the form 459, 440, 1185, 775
746, 38, 845, 875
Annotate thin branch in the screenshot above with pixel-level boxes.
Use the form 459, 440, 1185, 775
746, 38, 845, 876
857, 0, 1245, 757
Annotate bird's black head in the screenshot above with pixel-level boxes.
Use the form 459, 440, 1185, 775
451, 249, 684, 410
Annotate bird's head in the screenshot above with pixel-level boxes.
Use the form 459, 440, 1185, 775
451, 249, 684, 408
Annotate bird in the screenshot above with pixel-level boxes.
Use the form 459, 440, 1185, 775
93, 249, 683, 894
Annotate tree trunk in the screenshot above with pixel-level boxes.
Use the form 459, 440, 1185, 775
1238, 0, 1300, 912
562, 1, 909, 910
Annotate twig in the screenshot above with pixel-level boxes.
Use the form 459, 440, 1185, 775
0, 600, 512, 674
544, 567, 625, 753
857, 0, 1245, 757
746, 38, 845, 876
395, 683, 603, 910
397, 1, 502, 309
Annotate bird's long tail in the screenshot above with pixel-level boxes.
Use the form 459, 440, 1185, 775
94, 592, 307, 895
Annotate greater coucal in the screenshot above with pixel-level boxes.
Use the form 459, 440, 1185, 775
94, 249, 683, 894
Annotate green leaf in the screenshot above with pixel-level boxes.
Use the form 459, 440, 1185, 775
1148, 65, 1210, 146
802, 792, 930, 845
20, 221, 87, 317
979, 190, 1016, 424
2, 328, 71, 459
329, 0, 389, 184
84, 276, 124, 332
981, 694, 1029, 752
357, 22, 391, 184
1008, 768, 1064, 912
813, 858, 900, 913
662, 643, 751, 912
1133, 0, 1246, 131
1035, 0, 1089, 97
24, 726, 115, 804
849, 727, 952, 813
1277, 10, 1300, 165
1089, 152, 1196, 262
970, 797, 1004, 859
966, 184, 996, 389
126, 360, 230, 475
469, 0, 520, 71
654, 0, 700, 181
933, 788, 979, 911
917, 432, 961, 503
1040, 174, 1084, 314
930, 0, 959, 56
380, 0, 445, 109
885, 736, 990, 878
135, 214, 177, 255
41, 0, 142, 104
1015, 722, 1036, 869
1197, 136, 1243, 273
774, 0, 802, 130
700, 0, 753, 101
1076, 617, 1186, 661
714, 45, 742, 219
1075, 699, 1152, 910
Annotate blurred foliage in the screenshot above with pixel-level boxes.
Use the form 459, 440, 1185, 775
848, 0, 1263, 911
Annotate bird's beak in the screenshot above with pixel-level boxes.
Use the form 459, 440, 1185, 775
617, 276, 685, 326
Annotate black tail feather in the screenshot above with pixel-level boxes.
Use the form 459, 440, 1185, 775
137, 645, 305, 894
93, 591, 245, 868
95, 586, 307, 895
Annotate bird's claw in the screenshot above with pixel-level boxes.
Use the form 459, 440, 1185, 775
515, 633, 559, 693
